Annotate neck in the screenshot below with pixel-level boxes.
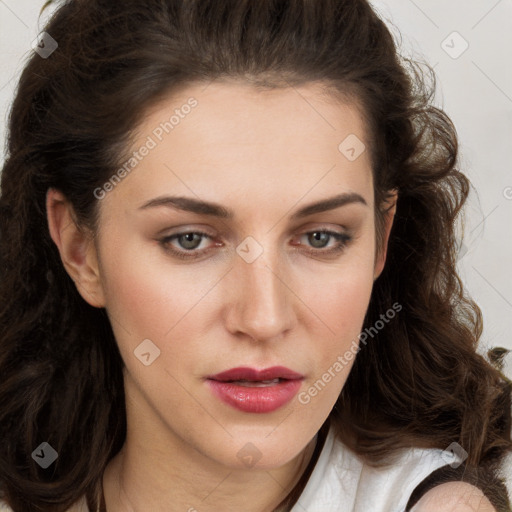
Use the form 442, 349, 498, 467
102, 433, 319, 512
101, 378, 326, 512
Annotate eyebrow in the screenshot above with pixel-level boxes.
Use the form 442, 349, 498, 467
138, 192, 368, 219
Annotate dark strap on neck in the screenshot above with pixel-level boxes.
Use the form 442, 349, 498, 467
273, 418, 331, 511
405, 463, 511, 512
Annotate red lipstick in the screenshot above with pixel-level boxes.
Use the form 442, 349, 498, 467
206, 366, 303, 413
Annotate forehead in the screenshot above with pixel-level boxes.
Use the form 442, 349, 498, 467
101, 79, 374, 217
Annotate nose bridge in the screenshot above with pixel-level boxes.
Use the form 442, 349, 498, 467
228, 236, 295, 341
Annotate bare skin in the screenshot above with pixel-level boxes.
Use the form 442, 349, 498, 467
412, 482, 496, 512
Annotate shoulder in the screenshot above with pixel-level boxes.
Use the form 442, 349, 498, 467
411, 482, 497, 512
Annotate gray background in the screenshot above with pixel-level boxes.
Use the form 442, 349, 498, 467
1, 0, 512, 486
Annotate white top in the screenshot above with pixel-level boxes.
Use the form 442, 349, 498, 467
0, 426, 485, 512
290, 425, 458, 512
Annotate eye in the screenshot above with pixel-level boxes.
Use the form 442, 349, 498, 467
293, 229, 353, 256
159, 231, 218, 260
159, 228, 353, 261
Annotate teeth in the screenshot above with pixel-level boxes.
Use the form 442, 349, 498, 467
232, 378, 281, 387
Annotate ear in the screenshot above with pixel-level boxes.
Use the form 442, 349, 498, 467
46, 188, 106, 308
373, 189, 398, 281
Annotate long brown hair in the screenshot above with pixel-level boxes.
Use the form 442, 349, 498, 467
1, 0, 510, 511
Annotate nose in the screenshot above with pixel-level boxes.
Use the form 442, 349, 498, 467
223, 245, 296, 343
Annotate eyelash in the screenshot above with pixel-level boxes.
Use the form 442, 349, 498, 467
159, 229, 353, 261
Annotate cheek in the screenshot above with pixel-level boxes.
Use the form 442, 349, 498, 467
301, 246, 376, 378
313, 272, 373, 372
295, 271, 374, 413
303, 242, 376, 335
99, 235, 217, 340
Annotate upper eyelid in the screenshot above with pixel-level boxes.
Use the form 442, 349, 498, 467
159, 221, 351, 236
160, 226, 350, 240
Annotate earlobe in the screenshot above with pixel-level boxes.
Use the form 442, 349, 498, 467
373, 189, 398, 281
46, 188, 106, 308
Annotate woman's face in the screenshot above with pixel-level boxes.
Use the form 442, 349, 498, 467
69, 80, 394, 470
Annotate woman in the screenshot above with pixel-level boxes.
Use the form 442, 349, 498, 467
0, 0, 510, 511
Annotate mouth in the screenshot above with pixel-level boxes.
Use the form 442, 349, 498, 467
207, 366, 304, 382
206, 366, 304, 413
222, 378, 284, 387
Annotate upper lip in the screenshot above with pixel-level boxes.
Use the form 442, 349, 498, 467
207, 366, 304, 382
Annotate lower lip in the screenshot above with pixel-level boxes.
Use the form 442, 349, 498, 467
207, 379, 302, 413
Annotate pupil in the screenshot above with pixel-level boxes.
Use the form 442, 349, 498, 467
310, 232, 328, 248
181, 233, 200, 249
